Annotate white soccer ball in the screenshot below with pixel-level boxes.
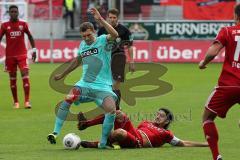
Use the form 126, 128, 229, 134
63, 133, 81, 150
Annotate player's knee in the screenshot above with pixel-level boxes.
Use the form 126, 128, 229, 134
112, 129, 126, 140
9, 72, 17, 78
102, 96, 116, 114
20, 69, 29, 77
65, 87, 81, 104
202, 108, 216, 123
109, 107, 116, 114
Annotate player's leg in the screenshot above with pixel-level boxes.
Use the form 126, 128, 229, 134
98, 96, 116, 148
77, 109, 132, 131
78, 109, 129, 130
113, 81, 121, 110
110, 128, 140, 148
9, 72, 19, 108
48, 87, 81, 144
78, 112, 105, 130
77, 90, 122, 130
202, 87, 239, 160
18, 56, 31, 108
20, 69, 31, 108
80, 128, 139, 149
111, 53, 126, 110
75, 95, 105, 130
5, 58, 19, 108
202, 109, 220, 160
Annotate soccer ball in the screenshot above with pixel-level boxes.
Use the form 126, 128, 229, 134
63, 133, 81, 150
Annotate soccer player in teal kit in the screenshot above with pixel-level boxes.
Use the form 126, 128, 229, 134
47, 8, 118, 149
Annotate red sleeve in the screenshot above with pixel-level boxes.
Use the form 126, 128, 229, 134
0, 23, 6, 37
214, 27, 227, 47
24, 22, 31, 35
165, 130, 174, 143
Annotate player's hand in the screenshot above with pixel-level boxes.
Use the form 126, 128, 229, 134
32, 52, 36, 62
129, 62, 135, 73
89, 8, 102, 21
54, 74, 64, 81
199, 60, 207, 69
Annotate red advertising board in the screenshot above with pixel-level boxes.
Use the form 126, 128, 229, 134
35, 40, 79, 62
0, 40, 225, 63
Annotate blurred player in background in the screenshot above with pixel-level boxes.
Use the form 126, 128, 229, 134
47, 8, 119, 149
80, 108, 208, 149
99, 8, 135, 109
199, 4, 240, 160
0, 5, 36, 109
78, 8, 135, 129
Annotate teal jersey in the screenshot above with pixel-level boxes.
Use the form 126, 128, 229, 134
76, 35, 113, 87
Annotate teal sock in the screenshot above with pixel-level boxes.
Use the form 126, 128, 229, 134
99, 113, 116, 148
53, 101, 71, 135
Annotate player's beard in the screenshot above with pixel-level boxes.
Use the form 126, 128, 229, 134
10, 17, 18, 22
85, 36, 96, 45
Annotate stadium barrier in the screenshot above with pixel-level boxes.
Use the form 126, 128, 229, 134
0, 40, 224, 63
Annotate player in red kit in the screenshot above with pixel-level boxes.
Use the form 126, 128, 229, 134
80, 108, 208, 149
0, 5, 36, 109
199, 4, 240, 160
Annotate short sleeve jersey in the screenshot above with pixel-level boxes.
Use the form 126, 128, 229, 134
137, 121, 177, 147
0, 20, 31, 58
77, 34, 113, 86
215, 25, 240, 86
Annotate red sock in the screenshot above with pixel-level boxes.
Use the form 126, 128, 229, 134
86, 114, 105, 127
118, 132, 138, 148
203, 120, 220, 160
10, 78, 18, 103
22, 76, 30, 102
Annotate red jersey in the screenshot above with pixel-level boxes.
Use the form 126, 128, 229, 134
0, 19, 31, 58
137, 121, 176, 147
215, 25, 240, 86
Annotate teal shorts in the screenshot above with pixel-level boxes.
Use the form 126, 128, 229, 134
74, 82, 117, 107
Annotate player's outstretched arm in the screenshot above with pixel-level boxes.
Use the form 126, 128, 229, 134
54, 56, 82, 80
174, 140, 208, 147
199, 42, 223, 69
89, 8, 118, 41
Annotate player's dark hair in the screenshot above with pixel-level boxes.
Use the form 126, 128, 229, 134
9, 5, 18, 11
80, 22, 94, 32
107, 8, 119, 17
235, 3, 240, 19
159, 108, 174, 129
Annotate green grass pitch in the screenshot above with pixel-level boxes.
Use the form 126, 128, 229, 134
0, 63, 239, 160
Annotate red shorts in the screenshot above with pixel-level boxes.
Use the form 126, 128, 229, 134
5, 56, 29, 72
205, 86, 240, 118
114, 114, 143, 148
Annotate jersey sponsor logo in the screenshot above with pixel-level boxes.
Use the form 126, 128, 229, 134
10, 31, 22, 37
147, 123, 164, 133
81, 48, 98, 58
116, 37, 121, 43
19, 25, 23, 30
